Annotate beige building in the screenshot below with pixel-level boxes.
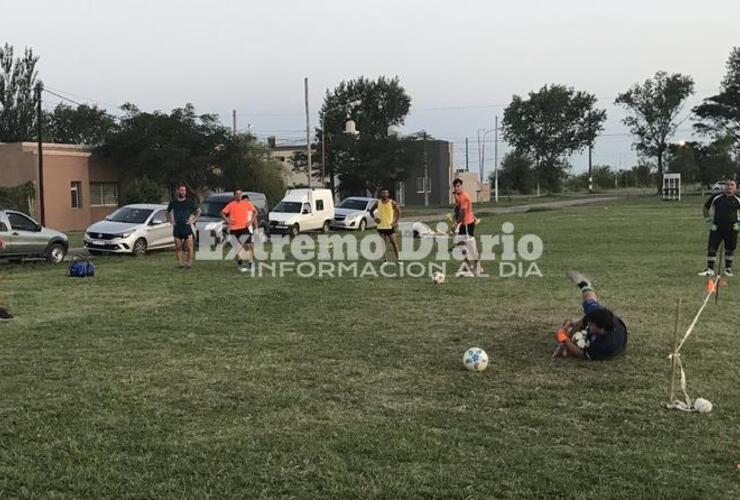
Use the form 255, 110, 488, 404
0, 142, 121, 231
452, 170, 491, 203
267, 139, 320, 188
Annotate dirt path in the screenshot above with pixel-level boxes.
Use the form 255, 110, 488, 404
399, 196, 619, 222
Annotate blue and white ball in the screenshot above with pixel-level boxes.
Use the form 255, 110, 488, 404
571, 330, 590, 349
462, 347, 489, 372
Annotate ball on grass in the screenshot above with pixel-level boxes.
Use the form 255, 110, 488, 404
571, 330, 590, 349
462, 347, 489, 372
431, 271, 446, 284
693, 398, 713, 413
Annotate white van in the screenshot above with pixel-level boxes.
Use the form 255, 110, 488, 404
269, 188, 335, 237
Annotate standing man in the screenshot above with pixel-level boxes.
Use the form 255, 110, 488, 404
167, 184, 201, 270
553, 271, 629, 361
374, 188, 401, 261
221, 189, 259, 272
698, 178, 740, 277
452, 178, 482, 276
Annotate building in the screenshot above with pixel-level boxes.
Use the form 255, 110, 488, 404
393, 140, 453, 206
0, 142, 122, 231
266, 138, 320, 188
451, 170, 491, 203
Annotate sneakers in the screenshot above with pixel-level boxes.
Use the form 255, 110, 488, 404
724, 268, 734, 277
566, 271, 592, 289
698, 268, 716, 277
455, 269, 475, 278
0, 307, 13, 321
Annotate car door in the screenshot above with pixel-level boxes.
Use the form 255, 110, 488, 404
147, 209, 172, 248
7, 212, 46, 255
313, 198, 327, 230
0, 218, 15, 257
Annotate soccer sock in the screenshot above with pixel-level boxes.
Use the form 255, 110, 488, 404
237, 259, 242, 266
707, 255, 716, 270
726, 254, 734, 270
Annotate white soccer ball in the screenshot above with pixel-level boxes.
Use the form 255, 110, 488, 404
432, 271, 446, 284
462, 347, 489, 372
693, 397, 713, 413
571, 330, 590, 349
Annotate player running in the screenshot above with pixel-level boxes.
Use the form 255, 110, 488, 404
698, 178, 740, 277
166, 184, 201, 270
373, 188, 401, 261
552, 271, 629, 361
452, 178, 482, 276
221, 189, 259, 272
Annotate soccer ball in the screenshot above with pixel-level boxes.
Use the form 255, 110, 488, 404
462, 347, 489, 372
432, 271, 446, 284
572, 330, 590, 349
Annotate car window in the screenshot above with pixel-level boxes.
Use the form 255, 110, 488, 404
0, 221, 8, 232
302, 202, 311, 213
7, 212, 37, 232
151, 210, 168, 224
316, 200, 324, 211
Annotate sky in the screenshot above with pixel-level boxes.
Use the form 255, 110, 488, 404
2, 0, 738, 176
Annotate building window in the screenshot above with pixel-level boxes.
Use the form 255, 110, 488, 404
70, 182, 82, 209
90, 183, 119, 207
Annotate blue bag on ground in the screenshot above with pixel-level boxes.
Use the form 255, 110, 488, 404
68, 260, 95, 277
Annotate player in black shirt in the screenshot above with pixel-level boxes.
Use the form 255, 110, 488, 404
698, 178, 740, 277
552, 271, 628, 361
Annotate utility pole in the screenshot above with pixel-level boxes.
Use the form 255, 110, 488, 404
232, 109, 237, 135
304, 77, 312, 188
423, 139, 429, 207
588, 144, 593, 193
465, 137, 469, 171
494, 115, 499, 203
321, 115, 327, 188
36, 83, 45, 225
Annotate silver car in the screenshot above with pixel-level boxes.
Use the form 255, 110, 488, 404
84, 204, 173, 256
0, 209, 69, 263
330, 197, 378, 231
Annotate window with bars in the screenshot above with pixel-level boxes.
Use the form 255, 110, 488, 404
415, 177, 431, 194
90, 182, 119, 207
70, 182, 82, 209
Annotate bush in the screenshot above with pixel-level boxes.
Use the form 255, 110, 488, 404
125, 177, 164, 204
0, 182, 35, 213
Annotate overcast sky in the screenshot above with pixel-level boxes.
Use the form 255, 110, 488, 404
3, 0, 738, 174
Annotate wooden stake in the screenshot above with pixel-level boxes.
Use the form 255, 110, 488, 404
669, 298, 682, 403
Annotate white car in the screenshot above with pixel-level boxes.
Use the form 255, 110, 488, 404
330, 197, 377, 231
84, 204, 173, 256
269, 188, 335, 237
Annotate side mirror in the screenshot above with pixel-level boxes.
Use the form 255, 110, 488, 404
35, 224, 43, 232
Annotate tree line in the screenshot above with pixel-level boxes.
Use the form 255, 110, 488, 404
2, 41, 740, 200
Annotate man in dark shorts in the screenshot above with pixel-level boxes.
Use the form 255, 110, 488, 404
373, 188, 400, 261
452, 178, 482, 276
167, 184, 201, 269
553, 271, 629, 361
221, 189, 259, 272
698, 178, 740, 277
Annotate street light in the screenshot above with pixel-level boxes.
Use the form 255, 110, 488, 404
322, 100, 361, 196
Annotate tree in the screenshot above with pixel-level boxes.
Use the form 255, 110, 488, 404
0, 43, 40, 142
615, 71, 695, 194
666, 142, 699, 184
493, 152, 535, 194
694, 136, 738, 188
124, 176, 163, 204
98, 103, 228, 200
44, 102, 116, 145
694, 47, 740, 144
215, 133, 286, 206
319, 76, 413, 195
502, 84, 606, 193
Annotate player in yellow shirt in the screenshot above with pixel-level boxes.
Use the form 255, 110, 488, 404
373, 188, 401, 261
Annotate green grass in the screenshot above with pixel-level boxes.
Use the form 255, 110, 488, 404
2, 199, 740, 498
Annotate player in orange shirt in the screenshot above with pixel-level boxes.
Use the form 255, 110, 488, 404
221, 189, 259, 272
452, 178, 482, 276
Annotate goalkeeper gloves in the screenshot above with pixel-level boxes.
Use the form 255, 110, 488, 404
705, 218, 717, 231
734, 222, 740, 232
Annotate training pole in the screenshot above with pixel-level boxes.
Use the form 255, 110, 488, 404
668, 298, 682, 403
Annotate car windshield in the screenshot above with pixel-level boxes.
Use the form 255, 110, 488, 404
108, 207, 152, 224
272, 201, 302, 213
201, 200, 229, 217
338, 199, 369, 210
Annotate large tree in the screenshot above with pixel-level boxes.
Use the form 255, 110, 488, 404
502, 84, 606, 193
694, 47, 740, 144
98, 103, 228, 200
44, 102, 116, 145
493, 152, 535, 195
319, 76, 413, 195
615, 71, 695, 194
0, 43, 40, 142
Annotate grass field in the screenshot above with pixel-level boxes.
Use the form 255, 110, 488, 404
1, 198, 740, 499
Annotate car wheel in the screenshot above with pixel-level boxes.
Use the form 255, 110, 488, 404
321, 220, 331, 233
289, 224, 300, 238
45, 242, 66, 264
132, 238, 147, 257
359, 219, 367, 231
